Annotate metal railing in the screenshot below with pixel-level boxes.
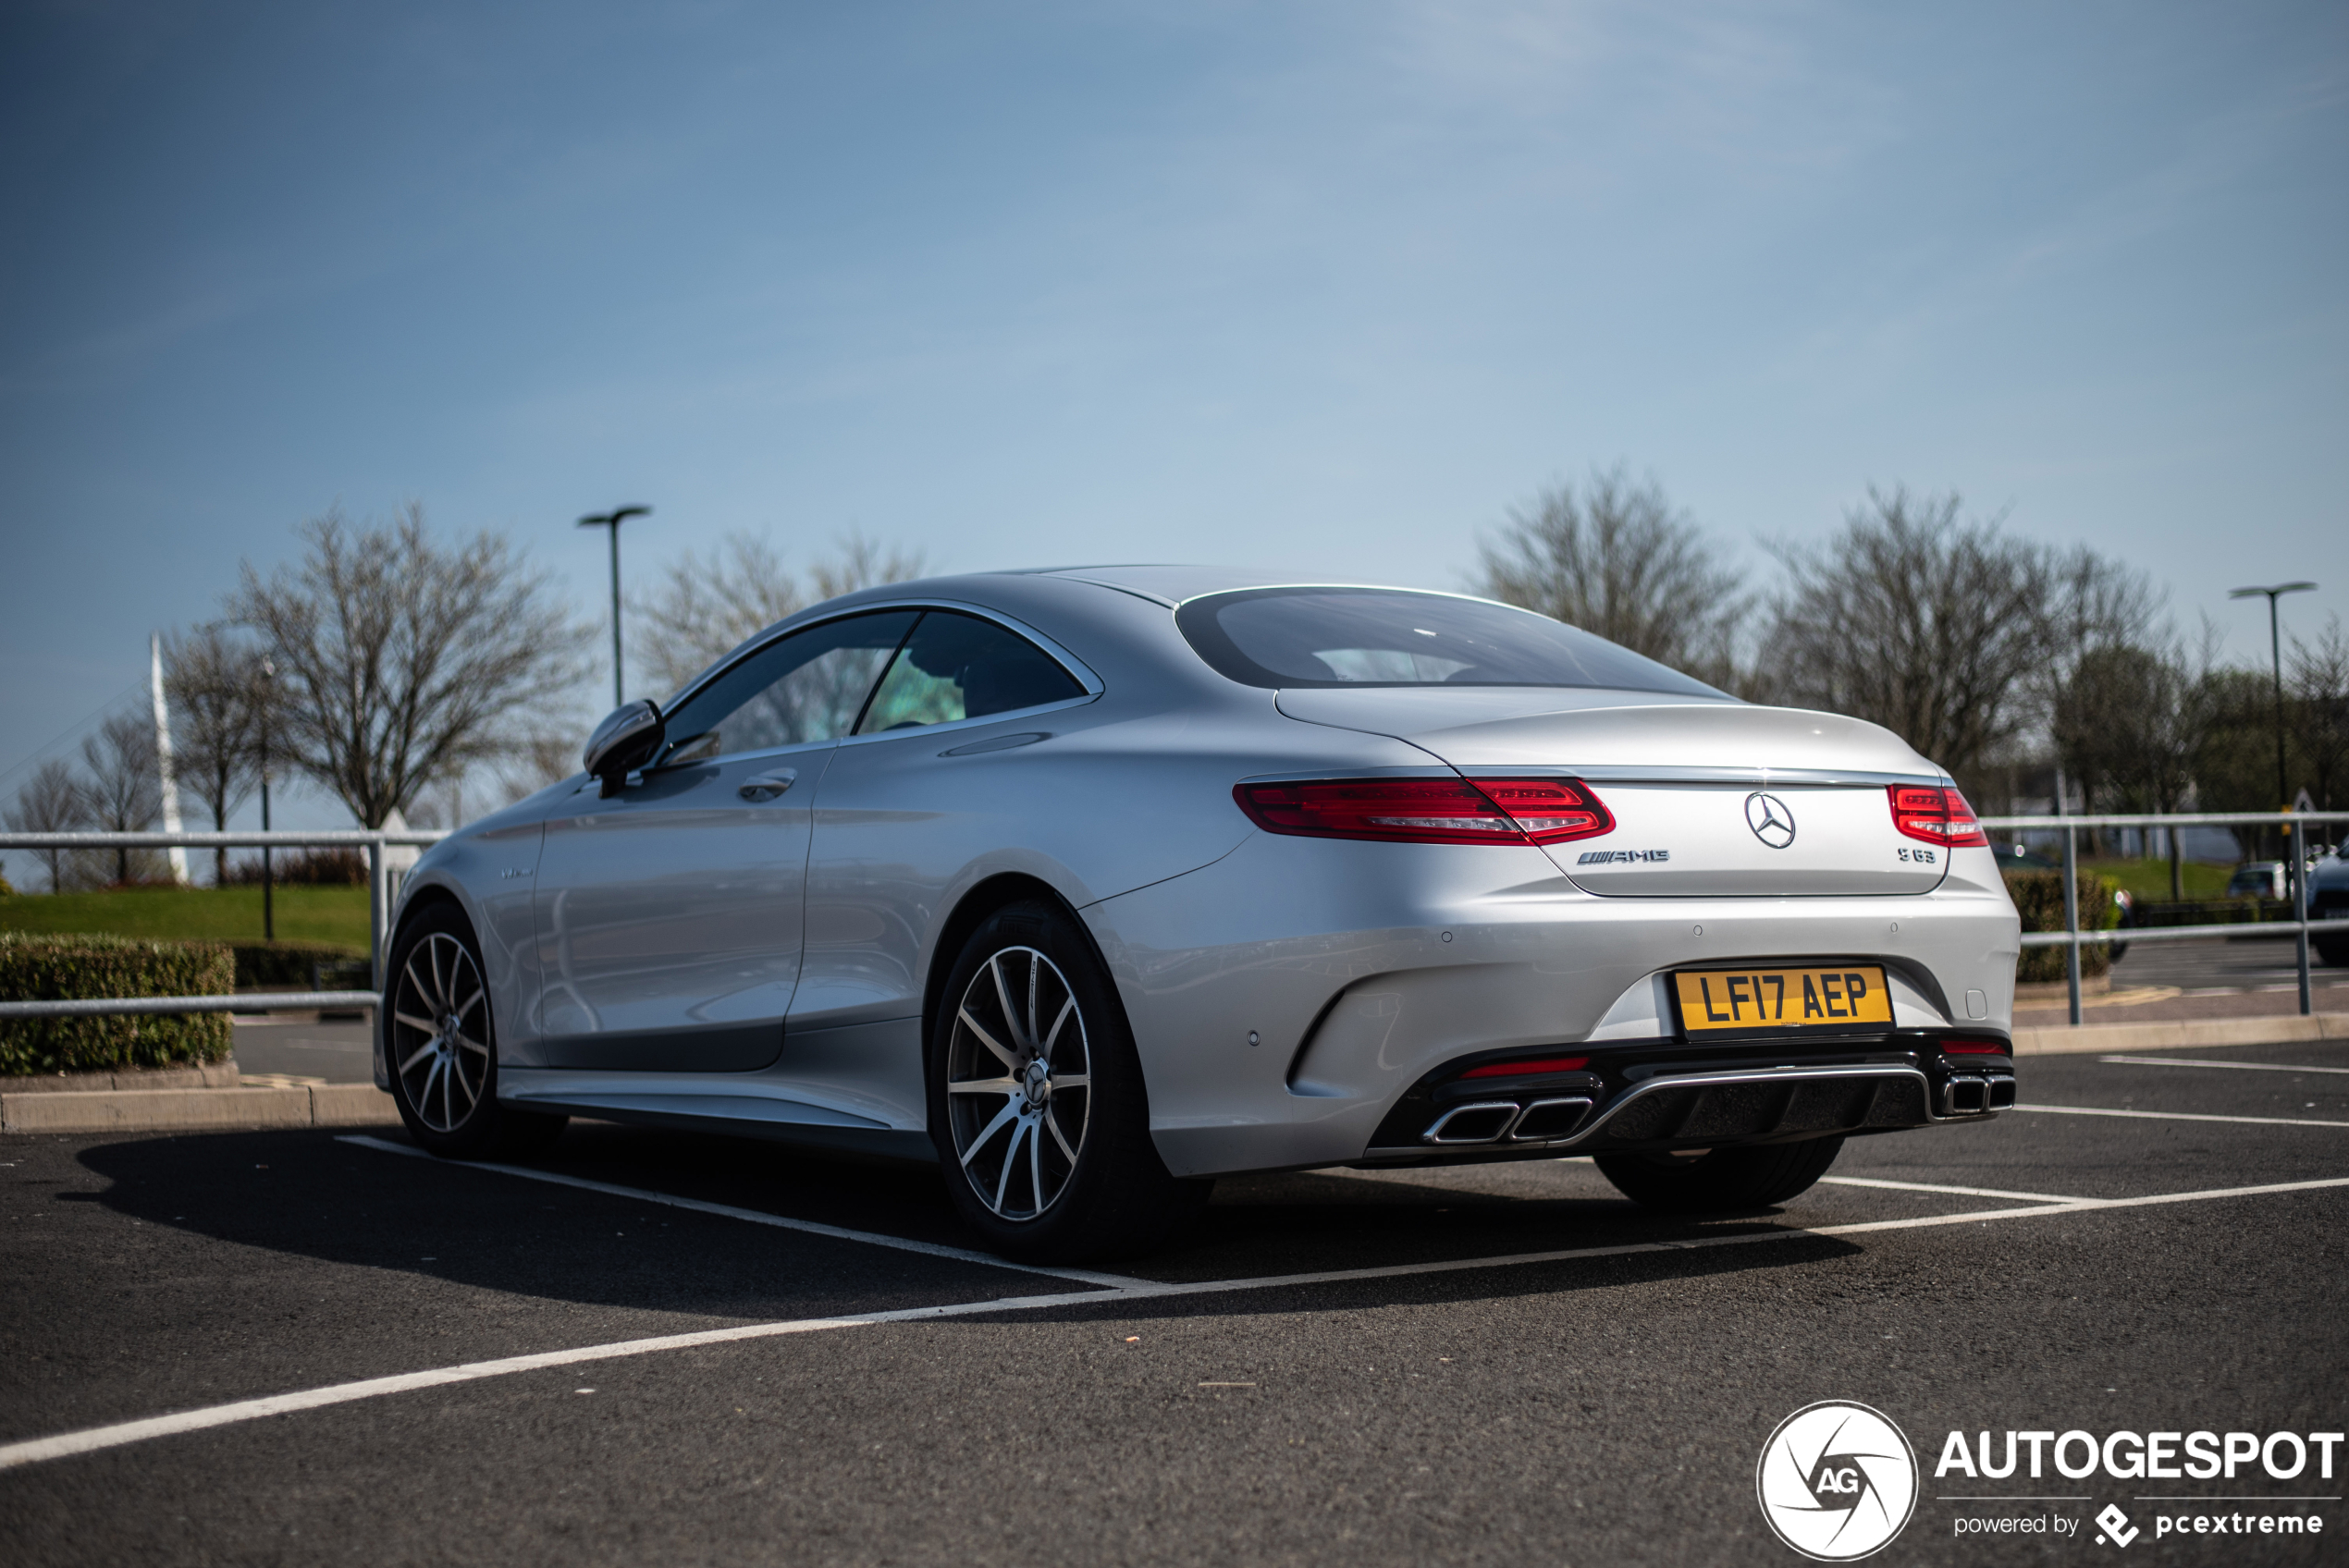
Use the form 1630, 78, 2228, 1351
2, 815, 2343, 1032
1980, 809, 2349, 1026
0, 829, 444, 1020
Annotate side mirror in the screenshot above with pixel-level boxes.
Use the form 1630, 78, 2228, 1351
582, 700, 666, 797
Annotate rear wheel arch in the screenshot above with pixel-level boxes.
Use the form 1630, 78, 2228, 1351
922, 890, 1206, 1260
921, 873, 1108, 1057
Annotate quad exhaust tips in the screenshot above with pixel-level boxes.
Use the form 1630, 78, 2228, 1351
1423, 1096, 1595, 1145
1939, 1073, 2016, 1117
1371, 1064, 1943, 1161
1414, 1061, 2006, 1152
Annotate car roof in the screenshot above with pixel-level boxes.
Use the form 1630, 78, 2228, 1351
1014, 564, 1462, 607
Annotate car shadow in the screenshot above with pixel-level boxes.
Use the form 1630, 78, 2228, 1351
72, 1125, 1018, 1327
70, 1121, 1860, 1325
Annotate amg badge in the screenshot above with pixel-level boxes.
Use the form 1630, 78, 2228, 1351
1577, 849, 1670, 864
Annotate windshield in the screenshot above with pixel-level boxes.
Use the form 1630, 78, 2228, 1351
1175, 587, 1727, 696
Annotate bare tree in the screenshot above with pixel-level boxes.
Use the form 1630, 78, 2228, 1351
80, 710, 163, 885
2055, 645, 2179, 813
2043, 548, 2163, 671
227, 505, 593, 828
2048, 635, 2211, 876
4, 758, 92, 891
633, 529, 929, 699
1476, 468, 1745, 687
2037, 546, 2164, 759
2290, 615, 2349, 813
1753, 487, 2066, 788
2190, 662, 2286, 859
2038, 553, 2170, 850
161, 622, 274, 883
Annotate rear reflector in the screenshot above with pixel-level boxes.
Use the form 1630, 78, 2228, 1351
1941, 1038, 2010, 1054
1888, 785, 1988, 848
1235, 778, 1613, 846
1460, 1055, 1591, 1078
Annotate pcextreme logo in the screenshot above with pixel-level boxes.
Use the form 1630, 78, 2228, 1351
1757, 1402, 1920, 1561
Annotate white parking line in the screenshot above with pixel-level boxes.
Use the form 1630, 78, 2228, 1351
337, 1135, 1147, 1290
7, 1172, 2347, 1475
2011, 1105, 2349, 1129
1819, 1175, 2094, 1204
2099, 1055, 2349, 1075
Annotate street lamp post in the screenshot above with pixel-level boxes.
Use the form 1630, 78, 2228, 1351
256, 655, 275, 944
2229, 581, 2318, 886
578, 506, 652, 707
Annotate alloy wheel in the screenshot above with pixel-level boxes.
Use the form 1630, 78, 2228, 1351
389, 932, 492, 1133
944, 945, 1091, 1220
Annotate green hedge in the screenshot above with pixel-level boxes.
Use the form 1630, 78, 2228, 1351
0, 933, 234, 1075
2005, 872, 2118, 984
226, 940, 369, 989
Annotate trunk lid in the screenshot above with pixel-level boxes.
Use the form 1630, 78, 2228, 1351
1275, 689, 1949, 897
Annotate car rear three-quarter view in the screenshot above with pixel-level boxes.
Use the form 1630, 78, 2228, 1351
378, 564, 2023, 1261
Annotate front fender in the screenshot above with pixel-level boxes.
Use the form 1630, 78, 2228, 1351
376, 822, 547, 1088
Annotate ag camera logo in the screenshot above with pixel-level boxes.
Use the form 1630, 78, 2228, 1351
1757, 1402, 1919, 1561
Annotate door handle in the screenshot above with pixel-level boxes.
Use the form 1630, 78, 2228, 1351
737, 769, 797, 802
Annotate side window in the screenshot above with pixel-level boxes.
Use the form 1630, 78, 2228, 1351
658, 610, 920, 765
855, 611, 1085, 734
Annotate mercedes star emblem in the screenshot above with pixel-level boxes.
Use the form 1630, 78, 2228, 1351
1745, 791, 1797, 849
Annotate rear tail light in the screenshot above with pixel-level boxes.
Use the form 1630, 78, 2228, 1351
1942, 1038, 2010, 1055
1888, 785, 1987, 848
1459, 1055, 1590, 1079
1234, 778, 1613, 846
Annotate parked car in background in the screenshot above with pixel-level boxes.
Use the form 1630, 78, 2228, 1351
2228, 862, 2288, 900
2312, 849, 2349, 967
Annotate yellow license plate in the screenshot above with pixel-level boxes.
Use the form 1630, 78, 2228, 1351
1672, 965, 1893, 1035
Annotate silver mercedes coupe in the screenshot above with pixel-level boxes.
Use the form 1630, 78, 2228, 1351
377, 566, 2023, 1259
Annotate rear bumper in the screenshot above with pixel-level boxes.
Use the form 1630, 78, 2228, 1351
1083, 830, 2023, 1179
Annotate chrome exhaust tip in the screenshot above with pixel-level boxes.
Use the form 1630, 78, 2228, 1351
1940, 1075, 1989, 1116
1509, 1096, 1594, 1142
1423, 1102, 1521, 1145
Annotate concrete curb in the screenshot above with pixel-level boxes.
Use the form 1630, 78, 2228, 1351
0, 1062, 243, 1095
0, 1082, 399, 1134
2011, 1013, 2349, 1056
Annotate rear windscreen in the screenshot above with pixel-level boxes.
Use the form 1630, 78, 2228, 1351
1174, 587, 1726, 696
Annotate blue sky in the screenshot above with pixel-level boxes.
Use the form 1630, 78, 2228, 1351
2, 1, 2343, 828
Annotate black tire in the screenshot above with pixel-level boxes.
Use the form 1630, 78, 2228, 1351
383, 900, 566, 1160
1594, 1135, 1844, 1214
928, 900, 1210, 1262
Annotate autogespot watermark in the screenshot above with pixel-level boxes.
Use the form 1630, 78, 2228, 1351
1757, 1402, 1921, 1562
1760, 1407, 2343, 1557
1935, 1427, 2343, 1549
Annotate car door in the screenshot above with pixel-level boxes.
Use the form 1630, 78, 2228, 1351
790, 608, 1095, 1033
531, 609, 920, 1071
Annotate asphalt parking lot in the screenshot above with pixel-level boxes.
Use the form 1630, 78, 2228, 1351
214, 1016, 374, 1088
2108, 933, 2342, 992
5, 1040, 2348, 1566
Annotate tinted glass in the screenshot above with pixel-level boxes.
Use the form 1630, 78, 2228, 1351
1176, 588, 1725, 697
659, 611, 919, 764
856, 611, 1086, 733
